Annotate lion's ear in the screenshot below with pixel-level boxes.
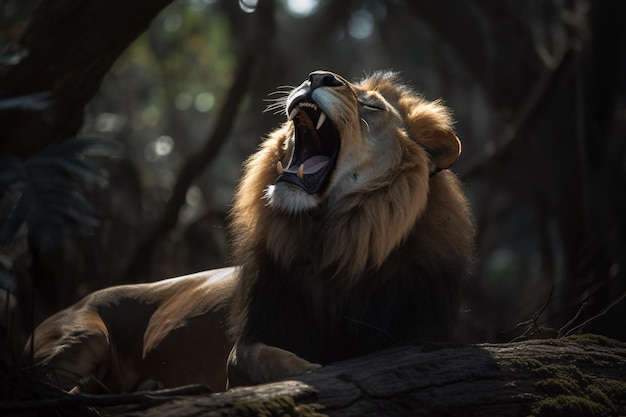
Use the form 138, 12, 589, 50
405, 101, 461, 170
425, 131, 462, 170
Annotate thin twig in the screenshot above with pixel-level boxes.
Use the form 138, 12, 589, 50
510, 286, 555, 342
557, 301, 587, 338
565, 291, 626, 337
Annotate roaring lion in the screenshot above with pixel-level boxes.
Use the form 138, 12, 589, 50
26, 70, 475, 393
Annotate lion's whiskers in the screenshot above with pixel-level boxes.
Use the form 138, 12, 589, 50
263, 98, 288, 114
360, 118, 370, 132
263, 87, 294, 114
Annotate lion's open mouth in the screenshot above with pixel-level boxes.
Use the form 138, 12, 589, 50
275, 99, 340, 194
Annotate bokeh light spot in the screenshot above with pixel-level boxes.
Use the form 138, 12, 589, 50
284, 0, 320, 18
194, 92, 215, 112
164, 14, 182, 32
348, 10, 374, 40
154, 135, 174, 156
239, 0, 257, 13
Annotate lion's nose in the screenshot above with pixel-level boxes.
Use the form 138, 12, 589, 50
309, 71, 343, 90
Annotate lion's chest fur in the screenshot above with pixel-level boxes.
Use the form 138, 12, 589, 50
240, 231, 463, 365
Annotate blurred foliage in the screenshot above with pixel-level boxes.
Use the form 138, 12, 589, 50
0, 139, 114, 245
0, 139, 117, 312
84, 0, 237, 221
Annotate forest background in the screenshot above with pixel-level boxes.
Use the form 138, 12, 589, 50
0, 0, 625, 360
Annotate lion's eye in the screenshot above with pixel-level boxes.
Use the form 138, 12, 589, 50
359, 101, 385, 112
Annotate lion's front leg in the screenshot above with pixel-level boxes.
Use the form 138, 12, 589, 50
226, 342, 320, 388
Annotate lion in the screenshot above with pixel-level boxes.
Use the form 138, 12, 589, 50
26, 70, 474, 393
226, 70, 474, 386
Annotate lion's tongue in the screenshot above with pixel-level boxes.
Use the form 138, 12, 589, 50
286, 155, 330, 175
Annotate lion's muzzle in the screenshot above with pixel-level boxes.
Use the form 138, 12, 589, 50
275, 71, 343, 195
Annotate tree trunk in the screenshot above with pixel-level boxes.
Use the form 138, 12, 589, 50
0, 0, 174, 157
92, 335, 625, 417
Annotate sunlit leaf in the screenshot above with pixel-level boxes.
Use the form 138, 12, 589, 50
0, 92, 52, 111
0, 48, 28, 66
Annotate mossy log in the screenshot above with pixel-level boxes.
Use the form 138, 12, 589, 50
94, 335, 625, 417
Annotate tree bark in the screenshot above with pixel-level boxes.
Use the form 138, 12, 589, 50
0, 0, 174, 157
89, 335, 625, 417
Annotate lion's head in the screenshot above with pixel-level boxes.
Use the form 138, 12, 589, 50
265, 70, 460, 214
231, 70, 472, 285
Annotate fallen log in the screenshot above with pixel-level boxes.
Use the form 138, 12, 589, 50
3, 335, 623, 416
97, 334, 626, 417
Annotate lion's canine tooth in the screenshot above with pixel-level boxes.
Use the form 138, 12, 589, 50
288, 107, 299, 121
316, 112, 327, 130
296, 164, 304, 179
276, 161, 284, 175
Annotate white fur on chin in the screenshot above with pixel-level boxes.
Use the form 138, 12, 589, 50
264, 183, 318, 214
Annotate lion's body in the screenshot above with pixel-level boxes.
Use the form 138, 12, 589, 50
27, 267, 235, 392
27, 70, 475, 392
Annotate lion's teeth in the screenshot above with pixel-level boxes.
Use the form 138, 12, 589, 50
276, 161, 284, 175
300, 102, 318, 110
296, 164, 304, 179
288, 107, 299, 121
316, 112, 327, 130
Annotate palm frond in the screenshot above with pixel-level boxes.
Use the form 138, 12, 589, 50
0, 138, 117, 246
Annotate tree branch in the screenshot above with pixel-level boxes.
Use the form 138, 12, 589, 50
0, 0, 174, 157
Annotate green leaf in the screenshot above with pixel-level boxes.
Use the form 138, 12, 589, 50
0, 138, 116, 246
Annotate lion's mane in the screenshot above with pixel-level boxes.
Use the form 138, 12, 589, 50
229, 71, 475, 365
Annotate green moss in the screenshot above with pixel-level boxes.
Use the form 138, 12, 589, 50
531, 395, 613, 417
564, 334, 625, 349
594, 378, 626, 409
527, 353, 626, 417
511, 358, 543, 371
534, 364, 586, 382
232, 395, 326, 417
507, 336, 626, 416
535, 378, 579, 396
